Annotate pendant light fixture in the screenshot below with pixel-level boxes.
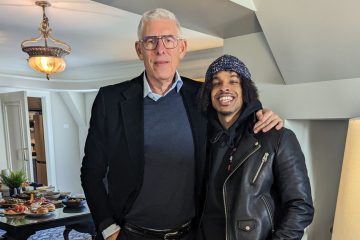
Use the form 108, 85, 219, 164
21, 1, 71, 80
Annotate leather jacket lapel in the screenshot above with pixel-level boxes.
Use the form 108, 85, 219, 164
230, 132, 261, 173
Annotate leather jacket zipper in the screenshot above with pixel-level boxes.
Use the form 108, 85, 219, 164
261, 195, 275, 232
252, 152, 269, 184
223, 143, 261, 240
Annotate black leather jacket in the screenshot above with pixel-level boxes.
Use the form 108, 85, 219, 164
203, 127, 314, 240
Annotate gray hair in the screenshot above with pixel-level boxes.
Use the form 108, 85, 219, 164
137, 8, 182, 39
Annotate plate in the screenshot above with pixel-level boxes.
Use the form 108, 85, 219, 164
71, 194, 85, 199
45, 193, 60, 200
4, 211, 23, 216
24, 210, 53, 218
62, 198, 86, 208
0, 199, 25, 208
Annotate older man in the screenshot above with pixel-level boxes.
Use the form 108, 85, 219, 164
81, 9, 282, 240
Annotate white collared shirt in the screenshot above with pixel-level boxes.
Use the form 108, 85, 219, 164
143, 71, 183, 101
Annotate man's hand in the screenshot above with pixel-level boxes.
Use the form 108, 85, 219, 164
106, 230, 120, 240
254, 108, 283, 134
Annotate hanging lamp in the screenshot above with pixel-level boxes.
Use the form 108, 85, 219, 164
21, 1, 71, 80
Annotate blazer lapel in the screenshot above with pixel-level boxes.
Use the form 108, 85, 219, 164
120, 76, 144, 167
181, 80, 207, 193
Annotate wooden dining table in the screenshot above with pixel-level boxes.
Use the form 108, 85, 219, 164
0, 205, 94, 240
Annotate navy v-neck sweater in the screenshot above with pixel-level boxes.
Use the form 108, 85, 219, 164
125, 89, 195, 229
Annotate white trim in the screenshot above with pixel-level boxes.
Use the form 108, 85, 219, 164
2, 101, 12, 170
27, 91, 57, 188
1, 99, 33, 180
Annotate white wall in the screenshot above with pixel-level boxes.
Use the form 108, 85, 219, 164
287, 120, 348, 240
50, 92, 83, 194
0, 88, 95, 194
224, 33, 284, 85
224, 32, 360, 119
257, 79, 360, 120
59, 92, 87, 160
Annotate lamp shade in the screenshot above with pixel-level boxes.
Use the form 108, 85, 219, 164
332, 118, 360, 239
28, 56, 66, 75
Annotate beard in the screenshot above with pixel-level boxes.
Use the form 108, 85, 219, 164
216, 110, 234, 116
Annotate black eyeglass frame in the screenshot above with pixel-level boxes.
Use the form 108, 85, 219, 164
139, 35, 183, 50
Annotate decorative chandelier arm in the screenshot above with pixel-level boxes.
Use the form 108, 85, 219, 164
47, 34, 72, 52
20, 35, 44, 48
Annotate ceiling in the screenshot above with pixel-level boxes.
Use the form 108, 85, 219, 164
254, 0, 360, 84
0, 0, 236, 86
93, 0, 262, 38
1, 0, 359, 89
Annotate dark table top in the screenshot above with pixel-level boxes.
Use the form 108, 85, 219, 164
0, 205, 90, 227
0, 205, 92, 240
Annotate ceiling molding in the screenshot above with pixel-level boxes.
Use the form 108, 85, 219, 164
0, 47, 223, 91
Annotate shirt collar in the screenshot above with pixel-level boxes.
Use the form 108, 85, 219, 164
143, 71, 183, 101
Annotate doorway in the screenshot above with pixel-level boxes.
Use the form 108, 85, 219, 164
28, 97, 48, 185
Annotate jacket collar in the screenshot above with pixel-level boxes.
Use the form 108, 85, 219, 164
180, 78, 207, 196
120, 74, 144, 167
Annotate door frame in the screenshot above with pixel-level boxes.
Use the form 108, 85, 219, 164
27, 91, 57, 187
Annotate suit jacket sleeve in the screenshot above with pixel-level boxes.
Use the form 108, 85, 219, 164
81, 88, 115, 231
272, 129, 314, 239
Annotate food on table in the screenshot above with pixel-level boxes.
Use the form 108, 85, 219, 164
29, 202, 42, 212
16, 193, 30, 199
26, 201, 56, 214
3, 204, 28, 215
13, 204, 28, 213
43, 191, 60, 200
0, 198, 24, 204
25, 196, 47, 205
4, 209, 17, 215
62, 197, 86, 208
0, 198, 25, 208
42, 203, 56, 212
35, 207, 48, 214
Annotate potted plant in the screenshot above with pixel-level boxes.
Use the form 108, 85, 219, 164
0, 169, 27, 196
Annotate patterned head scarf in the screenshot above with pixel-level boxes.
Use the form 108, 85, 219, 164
205, 54, 251, 82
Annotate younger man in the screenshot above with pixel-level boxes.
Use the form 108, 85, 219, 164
198, 55, 314, 240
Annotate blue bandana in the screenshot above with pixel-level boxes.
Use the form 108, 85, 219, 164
205, 54, 251, 82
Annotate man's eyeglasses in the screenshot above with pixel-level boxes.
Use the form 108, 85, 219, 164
140, 35, 182, 50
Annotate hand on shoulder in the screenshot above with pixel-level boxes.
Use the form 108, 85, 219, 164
254, 108, 283, 133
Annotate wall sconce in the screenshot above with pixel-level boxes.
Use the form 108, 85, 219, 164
21, 1, 71, 80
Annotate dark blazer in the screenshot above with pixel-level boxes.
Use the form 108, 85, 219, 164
80, 73, 207, 239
